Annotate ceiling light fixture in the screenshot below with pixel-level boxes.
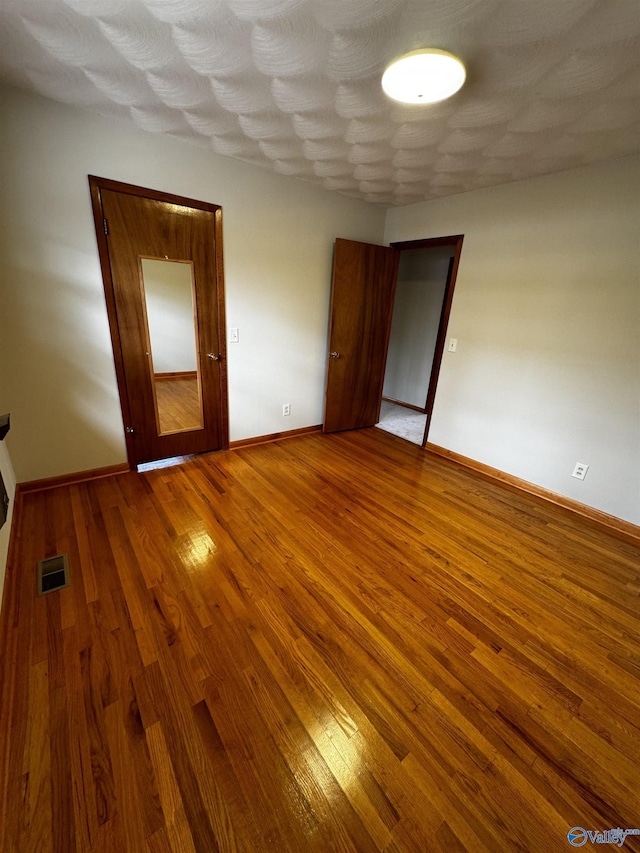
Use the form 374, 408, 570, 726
381, 49, 466, 105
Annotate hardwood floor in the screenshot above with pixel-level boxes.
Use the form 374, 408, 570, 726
1, 428, 638, 852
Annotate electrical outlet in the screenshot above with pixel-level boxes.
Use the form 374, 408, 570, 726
448, 338, 457, 352
572, 463, 589, 480
282, 403, 291, 416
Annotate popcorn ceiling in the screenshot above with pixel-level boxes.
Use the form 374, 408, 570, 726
0, 0, 638, 206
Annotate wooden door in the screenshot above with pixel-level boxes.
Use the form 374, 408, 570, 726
323, 238, 399, 433
90, 177, 228, 466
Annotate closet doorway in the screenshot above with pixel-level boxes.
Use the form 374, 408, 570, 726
89, 176, 229, 467
377, 240, 459, 446
323, 235, 463, 448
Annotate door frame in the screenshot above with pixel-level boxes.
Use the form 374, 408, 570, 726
89, 175, 229, 467
389, 235, 464, 447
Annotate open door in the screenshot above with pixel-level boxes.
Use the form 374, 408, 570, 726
90, 177, 228, 466
323, 238, 399, 433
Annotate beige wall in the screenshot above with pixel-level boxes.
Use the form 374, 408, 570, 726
0, 85, 386, 484
385, 156, 640, 525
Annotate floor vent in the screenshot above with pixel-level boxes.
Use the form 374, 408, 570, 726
37, 554, 70, 595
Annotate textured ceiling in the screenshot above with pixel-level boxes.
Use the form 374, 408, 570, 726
1, 0, 639, 206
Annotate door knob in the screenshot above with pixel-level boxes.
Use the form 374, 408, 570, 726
207, 353, 222, 361
329, 351, 341, 359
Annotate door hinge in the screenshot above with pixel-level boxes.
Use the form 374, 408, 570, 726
125, 426, 134, 434
103, 218, 109, 236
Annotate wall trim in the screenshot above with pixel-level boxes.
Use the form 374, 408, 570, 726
15, 437, 636, 542
382, 396, 427, 414
17, 463, 131, 494
230, 424, 322, 450
426, 443, 640, 545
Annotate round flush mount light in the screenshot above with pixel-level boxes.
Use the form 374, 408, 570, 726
381, 49, 466, 105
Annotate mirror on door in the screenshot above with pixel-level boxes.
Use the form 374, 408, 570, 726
140, 257, 204, 436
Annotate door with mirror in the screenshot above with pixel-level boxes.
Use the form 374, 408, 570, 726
90, 177, 228, 467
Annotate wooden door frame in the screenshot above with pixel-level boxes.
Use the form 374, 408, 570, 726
88, 175, 229, 468
389, 235, 464, 448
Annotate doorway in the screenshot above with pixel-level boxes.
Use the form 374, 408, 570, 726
89, 176, 229, 467
323, 235, 462, 448
377, 242, 457, 446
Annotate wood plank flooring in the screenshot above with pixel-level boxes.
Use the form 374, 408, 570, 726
1, 428, 639, 852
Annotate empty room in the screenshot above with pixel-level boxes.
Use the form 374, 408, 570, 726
0, 1, 639, 851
